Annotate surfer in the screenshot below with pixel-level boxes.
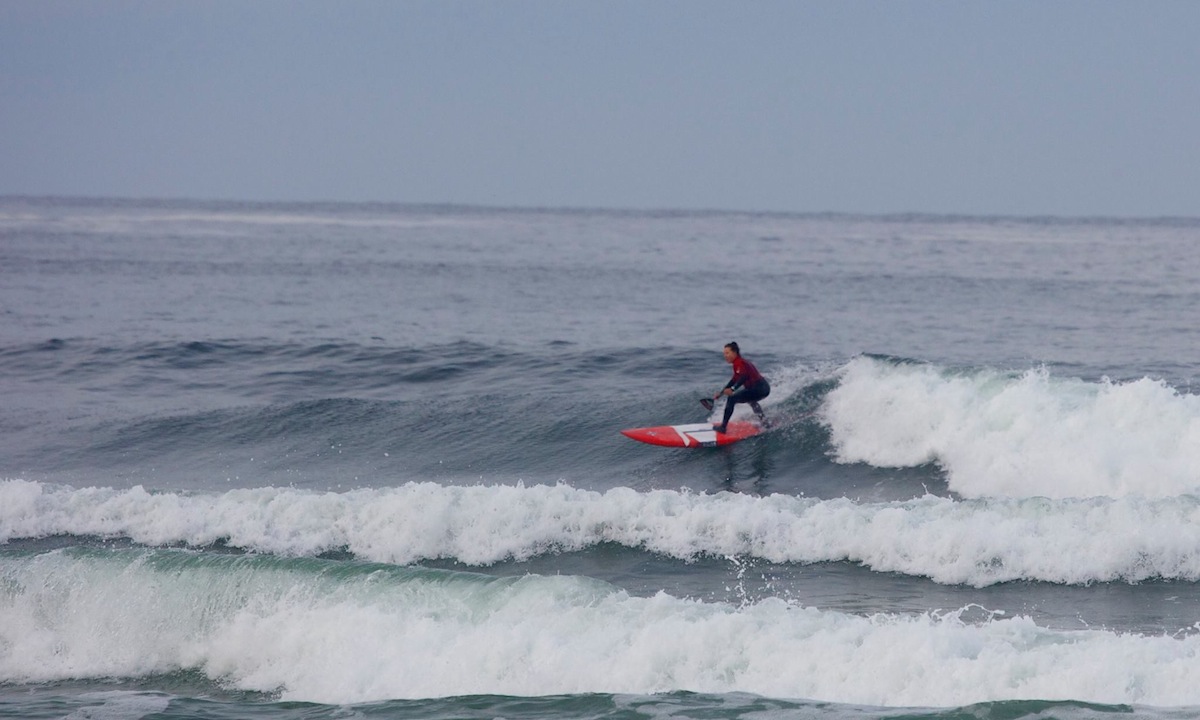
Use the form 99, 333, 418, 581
710, 341, 769, 433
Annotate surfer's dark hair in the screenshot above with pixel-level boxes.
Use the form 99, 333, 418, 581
725, 342, 740, 356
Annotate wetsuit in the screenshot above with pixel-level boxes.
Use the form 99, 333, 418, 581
719, 356, 770, 431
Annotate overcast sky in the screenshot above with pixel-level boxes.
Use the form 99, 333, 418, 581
2, 1, 1198, 216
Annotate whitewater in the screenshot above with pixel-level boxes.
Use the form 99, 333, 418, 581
8, 478, 1200, 587
6, 546, 1200, 707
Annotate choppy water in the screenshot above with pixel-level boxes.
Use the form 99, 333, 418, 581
3, 197, 1200, 718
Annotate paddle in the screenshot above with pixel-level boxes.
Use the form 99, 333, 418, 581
699, 397, 715, 411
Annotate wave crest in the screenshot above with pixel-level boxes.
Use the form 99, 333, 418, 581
821, 356, 1200, 499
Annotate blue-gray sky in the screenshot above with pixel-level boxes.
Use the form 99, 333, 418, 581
2, 1, 1198, 216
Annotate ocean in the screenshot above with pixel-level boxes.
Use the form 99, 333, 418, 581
3, 197, 1200, 719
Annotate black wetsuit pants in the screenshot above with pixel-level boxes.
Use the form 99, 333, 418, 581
721, 379, 770, 428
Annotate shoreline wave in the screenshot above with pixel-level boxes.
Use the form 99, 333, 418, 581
3, 545, 1200, 707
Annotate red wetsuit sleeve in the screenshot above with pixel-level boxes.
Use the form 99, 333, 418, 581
726, 357, 764, 390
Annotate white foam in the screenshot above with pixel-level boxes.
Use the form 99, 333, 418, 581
821, 356, 1200, 499
7, 479, 1200, 586
3, 548, 1200, 707
60, 692, 171, 720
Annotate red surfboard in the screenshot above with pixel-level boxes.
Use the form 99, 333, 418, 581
620, 421, 761, 448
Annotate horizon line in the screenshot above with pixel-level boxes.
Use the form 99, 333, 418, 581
2, 193, 1198, 225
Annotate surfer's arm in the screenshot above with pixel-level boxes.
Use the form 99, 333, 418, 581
715, 377, 739, 398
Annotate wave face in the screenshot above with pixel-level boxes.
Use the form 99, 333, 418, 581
8, 340, 1200, 501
